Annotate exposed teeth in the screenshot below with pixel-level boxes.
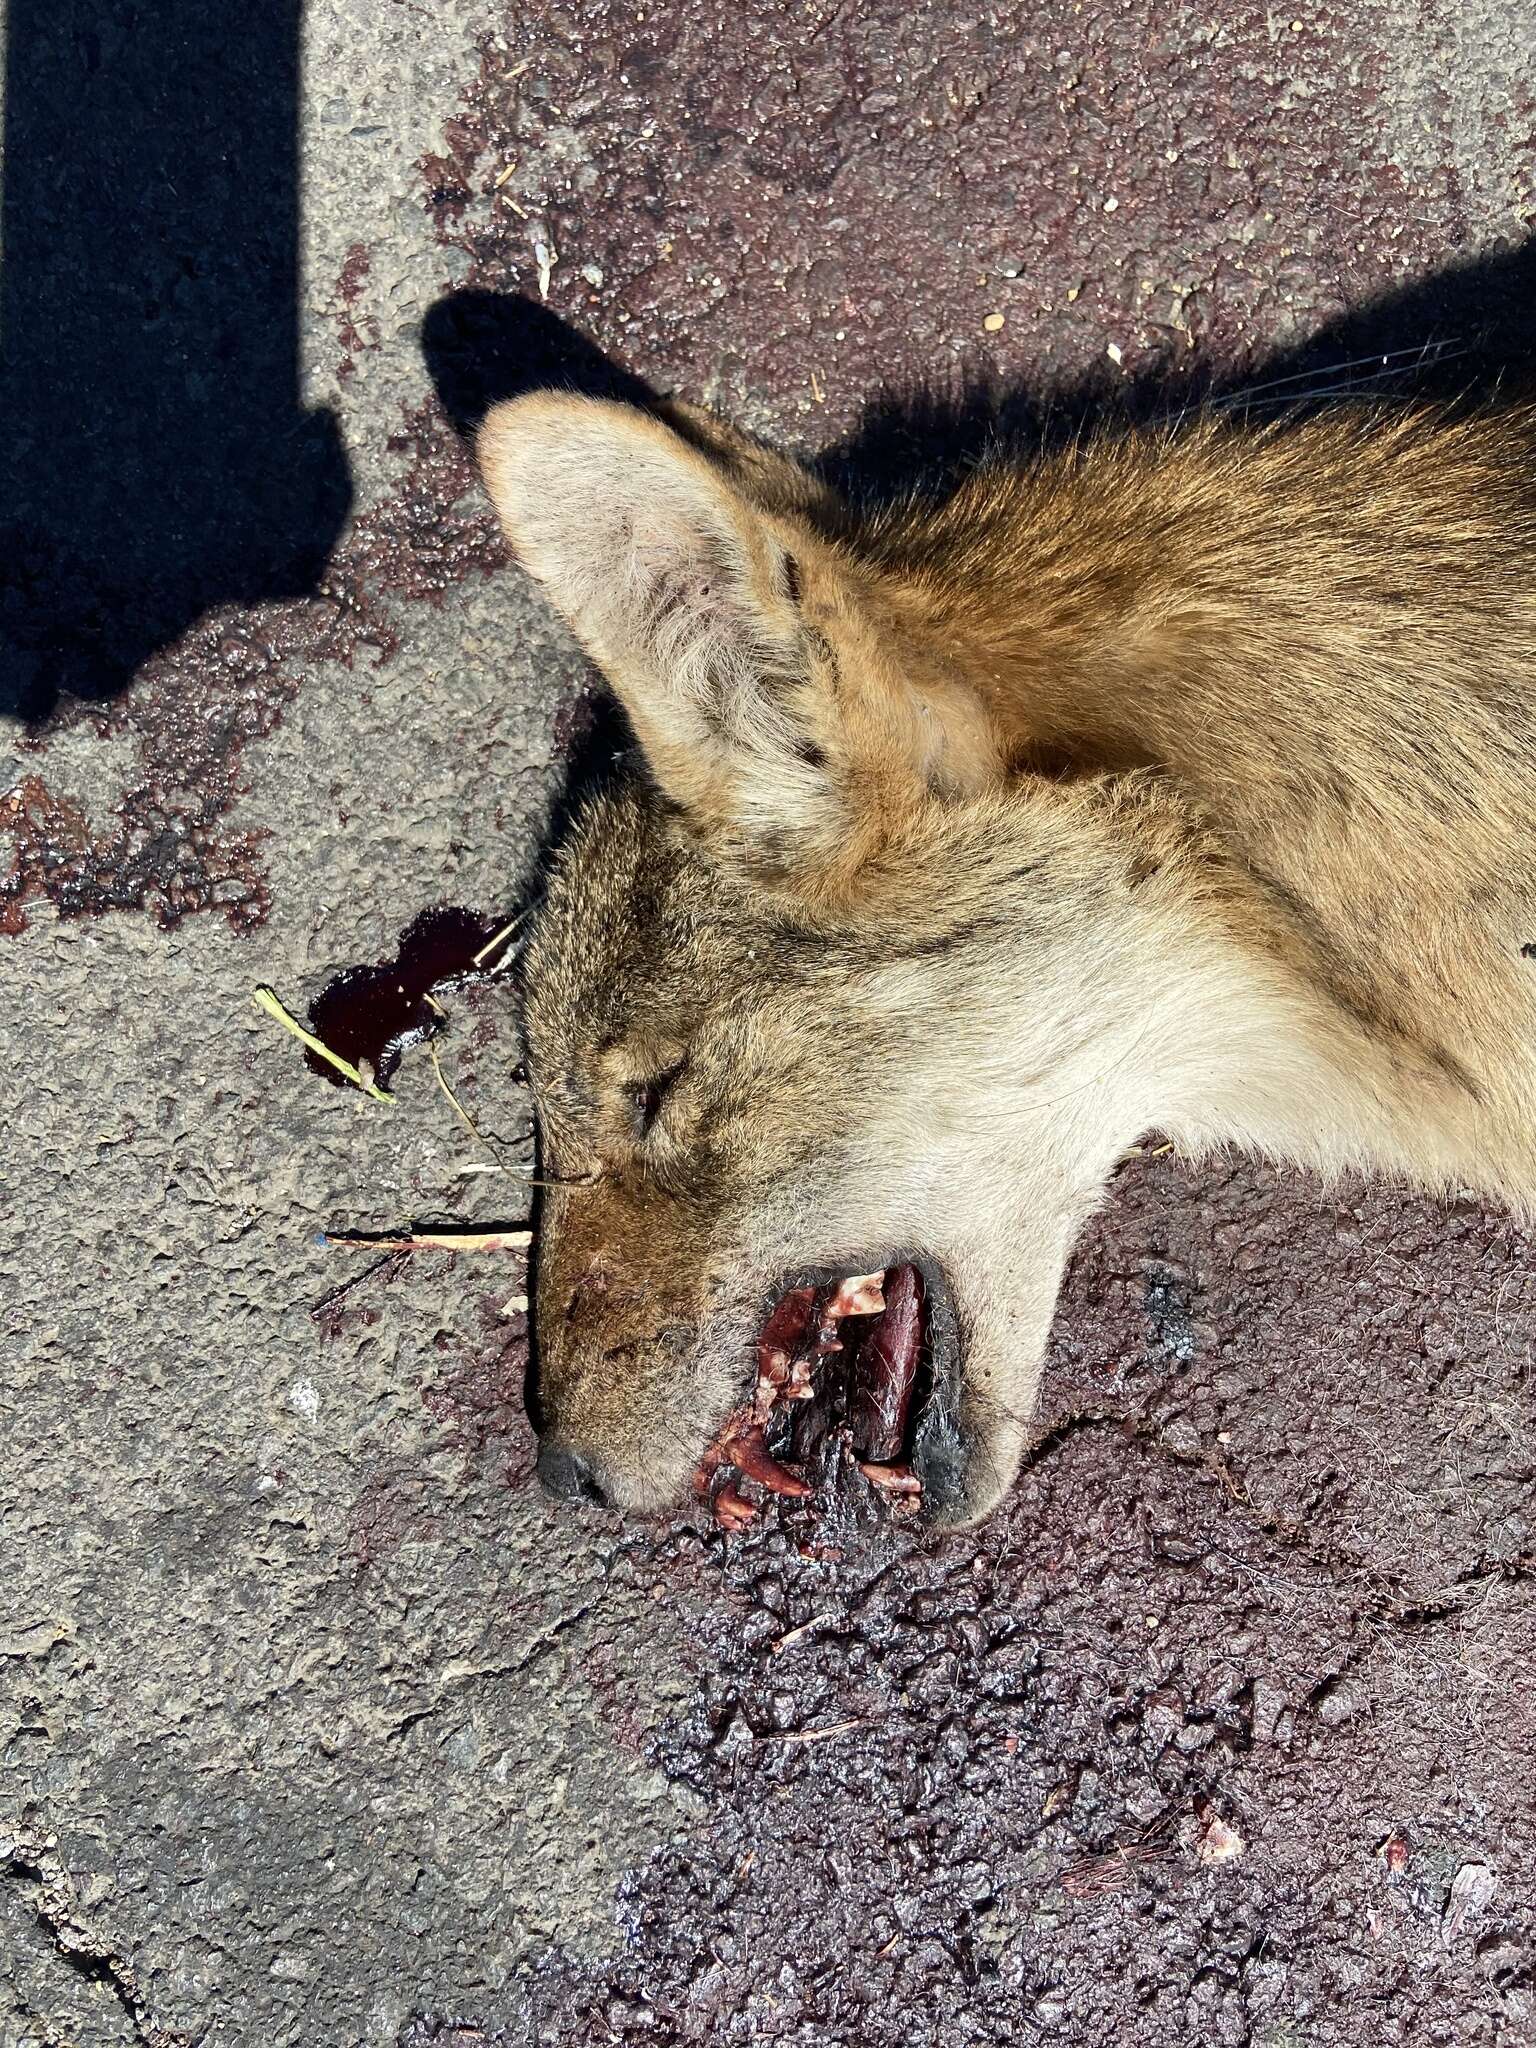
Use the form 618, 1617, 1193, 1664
825, 1269, 886, 1319
699, 1262, 925, 1532
857, 1461, 923, 1509
754, 1284, 819, 1421
729, 1425, 812, 1498
712, 1481, 757, 1533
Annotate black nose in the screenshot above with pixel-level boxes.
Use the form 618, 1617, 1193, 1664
535, 1440, 605, 1505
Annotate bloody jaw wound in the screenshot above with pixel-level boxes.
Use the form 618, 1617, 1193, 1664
695, 1265, 926, 1532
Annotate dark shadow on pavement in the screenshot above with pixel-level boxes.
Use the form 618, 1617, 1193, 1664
816, 233, 1536, 506
422, 289, 660, 437
422, 235, 1536, 514
0, 0, 352, 723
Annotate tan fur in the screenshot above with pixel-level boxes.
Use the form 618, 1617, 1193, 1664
479, 391, 1536, 1524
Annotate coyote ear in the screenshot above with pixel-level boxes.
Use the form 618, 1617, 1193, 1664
478, 393, 840, 866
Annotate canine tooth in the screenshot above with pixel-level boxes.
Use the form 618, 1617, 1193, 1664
730, 1427, 812, 1498
858, 1461, 923, 1498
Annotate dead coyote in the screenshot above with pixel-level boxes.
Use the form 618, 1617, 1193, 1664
478, 389, 1536, 1527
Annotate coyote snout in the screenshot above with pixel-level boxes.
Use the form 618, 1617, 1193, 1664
528, 1176, 751, 1510
482, 386, 1536, 1527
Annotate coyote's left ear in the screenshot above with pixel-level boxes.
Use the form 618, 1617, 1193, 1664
478, 393, 878, 885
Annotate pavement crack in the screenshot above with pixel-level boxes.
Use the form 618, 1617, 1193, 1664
500, 1599, 598, 1677
1, 1825, 188, 2048
386, 1601, 600, 1737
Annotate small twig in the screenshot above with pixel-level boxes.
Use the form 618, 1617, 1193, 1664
473, 914, 525, 971
427, 1041, 497, 1162
318, 1227, 532, 1254
252, 986, 392, 1103
771, 1611, 837, 1656
761, 1717, 871, 1746
309, 1250, 408, 1320
1059, 1822, 1174, 1898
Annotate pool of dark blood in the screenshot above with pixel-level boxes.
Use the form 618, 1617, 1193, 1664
695, 1264, 926, 1531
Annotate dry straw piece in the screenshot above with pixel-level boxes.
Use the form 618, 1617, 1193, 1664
252, 986, 392, 1104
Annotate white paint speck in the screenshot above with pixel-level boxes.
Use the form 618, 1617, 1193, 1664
1197, 1812, 1246, 1865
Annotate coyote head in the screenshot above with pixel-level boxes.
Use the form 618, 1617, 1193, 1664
480, 394, 1269, 1524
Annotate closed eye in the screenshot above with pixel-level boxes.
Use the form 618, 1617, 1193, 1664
628, 1061, 685, 1138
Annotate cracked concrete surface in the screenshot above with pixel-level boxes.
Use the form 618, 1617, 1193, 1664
4, 0, 1536, 2043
